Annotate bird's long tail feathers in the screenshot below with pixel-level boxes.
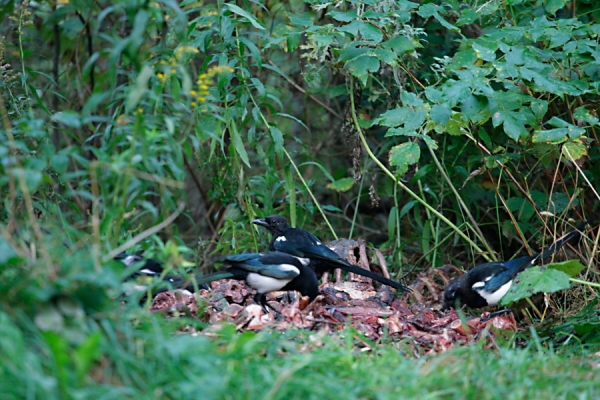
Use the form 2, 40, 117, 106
536, 221, 588, 262
195, 271, 235, 286
334, 263, 411, 293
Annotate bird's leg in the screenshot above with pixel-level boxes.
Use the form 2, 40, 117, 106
481, 308, 514, 322
285, 291, 296, 305
254, 292, 280, 316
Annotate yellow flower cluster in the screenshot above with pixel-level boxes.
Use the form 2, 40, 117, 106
175, 46, 199, 60
190, 65, 234, 107
153, 59, 176, 84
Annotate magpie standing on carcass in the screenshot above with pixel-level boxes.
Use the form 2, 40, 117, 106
115, 253, 204, 296
252, 215, 410, 293
442, 222, 588, 310
197, 251, 319, 313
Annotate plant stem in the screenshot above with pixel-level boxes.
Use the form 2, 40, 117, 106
348, 83, 490, 261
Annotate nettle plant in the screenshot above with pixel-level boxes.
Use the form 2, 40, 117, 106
276, 1, 598, 269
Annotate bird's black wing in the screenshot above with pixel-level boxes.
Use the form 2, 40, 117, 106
473, 256, 533, 292
223, 252, 301, 280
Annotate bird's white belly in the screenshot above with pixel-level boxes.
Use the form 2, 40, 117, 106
476, 280, 513, 306
246, 273, 292, 293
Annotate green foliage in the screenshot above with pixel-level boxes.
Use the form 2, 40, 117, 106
501, 260, 586, 305
1, 0, 599, 395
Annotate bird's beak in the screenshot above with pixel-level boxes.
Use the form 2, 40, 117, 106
252, 218, 268, 227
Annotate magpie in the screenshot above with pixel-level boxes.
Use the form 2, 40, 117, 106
252, 215, 410, 293
198, 251, 319, 313
115, 253, 203, 296
442, 222, 587, 310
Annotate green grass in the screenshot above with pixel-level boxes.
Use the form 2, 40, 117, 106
1, 306, 599, 400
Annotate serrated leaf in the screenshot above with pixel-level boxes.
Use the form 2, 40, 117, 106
338, 20, 361, 36
545, 0, 568, 14
546, 117, 586, 139
327, 177, 354, 192
345, 55, 380, 86
401, 92, 422, 107
573, 106, 599, 124
358, 22, 384, 43
327, 10, 357, 22
530, 98, 548, 119
417, 3, 459, 32
456, 9, 477, 26
503, 113, 528, 140
562, 141, 588, 161
287, 32, 301, 52
547, 259, 586, 277
430, 104, 451, 126
500, 267, 571, 305
446, 116, 468, 136
389, 142, 420, 176
549, 32, 571, 49
472, 42, 496, 62
441, 80, 471, 107
532, 128, 569, 144
225, 4, 265, 30
382, 36, 415, 55
375, 107, 412, 127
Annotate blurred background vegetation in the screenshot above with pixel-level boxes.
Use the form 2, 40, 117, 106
1, 0, 599, 397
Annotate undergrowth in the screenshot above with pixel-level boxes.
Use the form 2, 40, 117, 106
0, 0, 599, 397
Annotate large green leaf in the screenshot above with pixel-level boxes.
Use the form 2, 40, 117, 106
500, 267, 571, 305
430, 104, 451, 126
562, 141, 588, 160
345, 55, 380, 86
225, 4, 265, 30
503, 113, 528, 140
532, 128, 569, 144
417, 3, 459, 32
382, 36, 415, 55
547, 259, 586, 278
389, 142, 420, 176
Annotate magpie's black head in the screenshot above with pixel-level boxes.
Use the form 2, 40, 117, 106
442, 278, 463, 310
252, 215, 290, 235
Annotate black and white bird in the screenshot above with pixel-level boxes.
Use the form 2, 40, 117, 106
198, 251, 319, 312
252, 215, 410, 293
115, 253, 202, 296
442, 222, 587, 310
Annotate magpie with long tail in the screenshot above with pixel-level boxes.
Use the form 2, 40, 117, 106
115, 253, 205, 296
252, 215, 410, 293
442, 221, 588, 310
197, 251, 319, 313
